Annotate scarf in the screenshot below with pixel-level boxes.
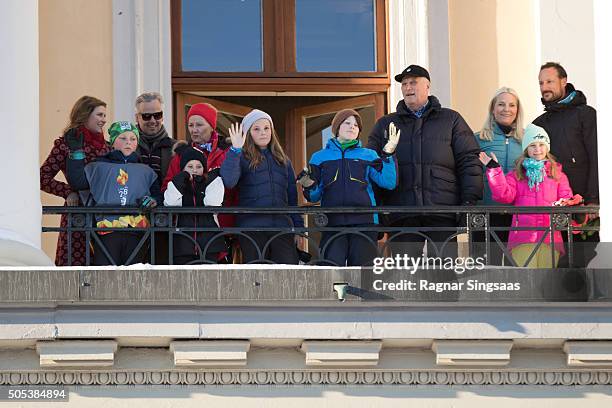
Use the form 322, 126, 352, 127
558, 90, 577, 105
496, 122, 513, 135
410, 101, 430, 118
78, 125, 106, 151
193, 130, 218, 153
522, 158, 546, 191
337, 138, 359, 151
138, 125, 169, 153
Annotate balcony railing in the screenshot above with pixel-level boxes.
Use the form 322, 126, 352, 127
42, 205, 599, 268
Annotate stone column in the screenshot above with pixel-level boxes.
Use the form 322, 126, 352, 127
112, 0, 173, 136
0, 0, 52, 265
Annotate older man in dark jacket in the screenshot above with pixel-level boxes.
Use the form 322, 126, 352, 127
533, 62, 599, 267
368, 65, 483, 258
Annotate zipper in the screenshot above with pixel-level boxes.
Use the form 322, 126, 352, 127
505, 137, 510, 170
266, 152, 276, 222
341, 147, 346, 225
191, 178, 198, 254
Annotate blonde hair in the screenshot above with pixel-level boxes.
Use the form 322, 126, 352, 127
243, 125, 288, 169
478, 87, 524, 142
514, 149, 559, 181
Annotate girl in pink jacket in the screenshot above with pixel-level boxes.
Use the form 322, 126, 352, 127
479, 124, 573, 267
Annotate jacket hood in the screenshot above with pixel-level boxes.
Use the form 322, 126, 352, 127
396, 95, 442, 117
542, 83, 587, 111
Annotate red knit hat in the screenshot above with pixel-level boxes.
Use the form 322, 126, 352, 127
187, 103, 218, 129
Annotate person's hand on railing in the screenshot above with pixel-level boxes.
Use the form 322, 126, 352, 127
296, 165, 317, 189
66, 192, 79, 206
479, 151, 499, 168
229, 123, 246, 149
383, 122, 401, 154
137, 195, 158, 214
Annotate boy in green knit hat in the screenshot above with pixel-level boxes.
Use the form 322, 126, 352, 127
66, 121, 161, 265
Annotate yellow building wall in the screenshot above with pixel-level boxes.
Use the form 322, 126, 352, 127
448, 0, 540, 132
39, 0, 114, 261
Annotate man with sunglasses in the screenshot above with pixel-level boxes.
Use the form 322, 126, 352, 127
134, 92, 176, 265
135, 92, 175, 182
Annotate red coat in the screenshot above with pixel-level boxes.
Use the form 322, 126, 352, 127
162, 131, 237, 227
486, 161, 573, 254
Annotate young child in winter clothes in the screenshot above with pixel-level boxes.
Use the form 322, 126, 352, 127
164, 147, 225, 264
221, 109, 303, 264
479, 123, 573, 267
297, 109, 398, 266
66, 121, 161, 266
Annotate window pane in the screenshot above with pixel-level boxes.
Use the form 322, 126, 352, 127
296, 0, 376, 72
182, 0, 262, 72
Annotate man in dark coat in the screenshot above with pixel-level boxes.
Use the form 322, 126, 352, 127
367, 65, 483, 259
134, 92, 175, 182
533, 62, 599, 267
134, 91, 176, 264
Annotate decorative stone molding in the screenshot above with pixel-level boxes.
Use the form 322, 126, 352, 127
1, 369, 611, 386
432, 340, 513, 366
36, 341, 118, 367
301, 341, 382, 366
564, 341, 612, 367
169, 341, 250, 367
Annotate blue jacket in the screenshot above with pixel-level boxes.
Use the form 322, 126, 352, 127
304, 138, 397, 226
475, 124, 523, 205
221, 148, 304, 228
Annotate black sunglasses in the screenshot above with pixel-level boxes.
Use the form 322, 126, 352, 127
140, 111, 163, 121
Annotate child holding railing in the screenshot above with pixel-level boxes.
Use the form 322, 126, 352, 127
479, 124, 573, 267
66, 121, 161, 265
297, 109, 397, 266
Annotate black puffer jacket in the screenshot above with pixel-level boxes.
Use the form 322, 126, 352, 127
533, 84, 599, 204
367, 97, 483, 222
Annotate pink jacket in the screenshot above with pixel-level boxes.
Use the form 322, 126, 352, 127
486, 161, 573, 254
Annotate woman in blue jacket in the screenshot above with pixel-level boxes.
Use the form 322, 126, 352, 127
221, 109, 303, 264
298, 109, 397, 266
474, 87, 525, 265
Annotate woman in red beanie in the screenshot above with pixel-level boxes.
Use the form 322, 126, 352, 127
162, 103, 230, 191
40, 96, 110, 265
162, 102, 237, 262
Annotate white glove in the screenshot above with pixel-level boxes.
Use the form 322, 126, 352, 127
383, 122, 401, 154
296, 167, 316, 188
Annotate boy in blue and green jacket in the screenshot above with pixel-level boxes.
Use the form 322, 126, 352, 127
297, 109, 398, 266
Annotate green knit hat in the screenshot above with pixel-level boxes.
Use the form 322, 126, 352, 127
108, 121, 140, 145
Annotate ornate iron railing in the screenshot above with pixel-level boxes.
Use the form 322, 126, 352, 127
42, 205, 599, 268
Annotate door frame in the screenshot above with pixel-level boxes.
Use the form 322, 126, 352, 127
285, 93, 386, 172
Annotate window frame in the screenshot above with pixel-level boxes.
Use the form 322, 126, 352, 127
171, 0, 389, 92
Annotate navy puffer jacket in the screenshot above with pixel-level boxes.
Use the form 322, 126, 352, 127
367, 96, 483, 223
221, 148, 304, 228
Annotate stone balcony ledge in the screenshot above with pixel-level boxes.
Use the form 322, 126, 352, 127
0, 265, 610, 305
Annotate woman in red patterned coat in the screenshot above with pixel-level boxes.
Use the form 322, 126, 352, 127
40, 96, 110, 265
